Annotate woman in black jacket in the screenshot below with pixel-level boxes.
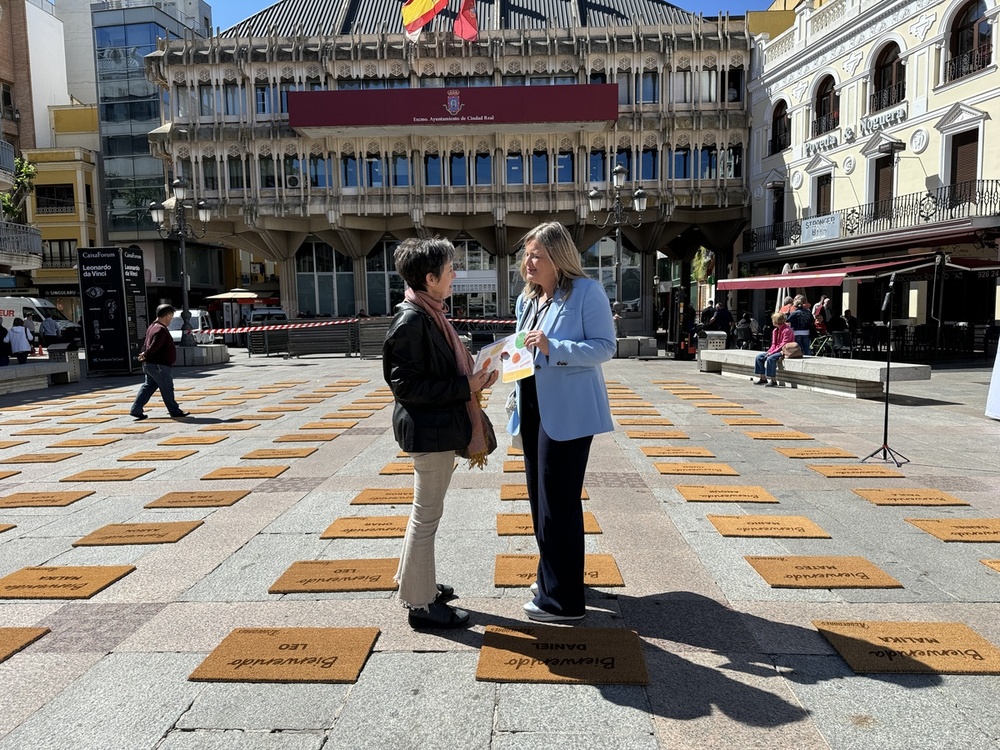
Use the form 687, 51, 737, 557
383, 237, 497, 629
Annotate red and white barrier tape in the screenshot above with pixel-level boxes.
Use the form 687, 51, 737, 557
204, 317, 516, 335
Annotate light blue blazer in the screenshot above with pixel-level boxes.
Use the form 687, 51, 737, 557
506, 276, 617, 442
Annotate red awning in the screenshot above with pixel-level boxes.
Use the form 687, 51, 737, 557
717, 258, 930, 291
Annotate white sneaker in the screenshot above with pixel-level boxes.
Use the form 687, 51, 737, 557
522, 601, 585, 623
529, 581, 538, 595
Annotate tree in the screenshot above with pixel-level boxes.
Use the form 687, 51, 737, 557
1, 156, 37, 222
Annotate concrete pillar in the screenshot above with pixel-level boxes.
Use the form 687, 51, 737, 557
842, 279, 858, 318
278, 258, 298, 318
353, 256, 367, 316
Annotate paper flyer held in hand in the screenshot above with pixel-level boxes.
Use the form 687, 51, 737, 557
474, 333, 534, 383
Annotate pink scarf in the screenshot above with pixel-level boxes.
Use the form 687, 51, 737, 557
405, 288, 488, 467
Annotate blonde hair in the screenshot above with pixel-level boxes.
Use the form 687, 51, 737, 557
517, 222, 588, 301
771, 312, 787, 325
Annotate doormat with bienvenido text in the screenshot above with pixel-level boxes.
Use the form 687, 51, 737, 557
494, 554, 623, 587
808, 465, 904, 478
497, 512, 601, 536
72, 521, 203, 546
776, 447, 857, 459
0, 627, 49, 664
616, 418, 673, 426
708, 515, 831, 538
707, 409, 760, 416
500, 485, 589, 501
159, 435, 229, 446
350, 488, 414, 505
49, 438, 121, 448
641, 447, 714, 458
202, 466, 289, 480
905, 518, 1000, 542
269, 559, 399, 593
745, 556, 902, 588
0, 565, 136, 599
274, 433, 339, 442
851, 488, 969, 506
722, 418, 783, 426
625, 430, 688, 439
60, 469, 153, 482
655, 462, 739, 476
813, 620, 1000, 674
475, 625, 649, 685
0, 524, 13, 534
320, 516, 410, 538
676, 485, 778, 503
0, 491, 94, 508
189, 627, 380, 683
744, 431, 814, 440
145, 490, 251, 508
118, 450, 198, 462
241, 448, 318, 460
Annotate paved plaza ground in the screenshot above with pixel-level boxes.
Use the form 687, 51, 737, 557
1, 351, 999, 750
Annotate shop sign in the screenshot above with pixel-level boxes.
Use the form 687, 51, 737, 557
800, 214, 842, 244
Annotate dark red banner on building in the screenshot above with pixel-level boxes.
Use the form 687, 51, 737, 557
288, 84, 618, 129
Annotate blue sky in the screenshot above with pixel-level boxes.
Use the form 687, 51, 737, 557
210, 0, 775, 33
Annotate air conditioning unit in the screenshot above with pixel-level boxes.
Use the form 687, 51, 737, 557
286, 174, 301, 189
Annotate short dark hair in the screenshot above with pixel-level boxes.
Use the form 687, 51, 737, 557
393, 237, 454, 292
156, 304, 176, 318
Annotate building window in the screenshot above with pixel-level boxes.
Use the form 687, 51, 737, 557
871, 44, 905, 113
424, 154, 442, 186
723, 68, 744, 102
814, 173, 833, 216
873, 154, 895, 218
580, 236, 641, 306
450, 153, 468, 186
700, 146, 719, 179
640, 148, 658, 181
284, 156, 301, 189
366, 154, 384, 187
770, 101, 791, 155
502, 76, 525, 86
947, 0, 992, 82
949, 129, 979, 204
589, 150, 606, 181
35, 185, 75, 214
392, 154, 410, 187
227, 156, 245, 190
42, 239, 78, 266
672, 70, 692, 103
202, 158, 218, 190
725, 144, 743, 178
812, 76, 840, 137
531, 151, 549, 184
224, 84, 244, 116
337, 78, 362, 90
198, 85, 215, 117
366, 240, 404, 315
556, 152, 574, 183
259, 156, 276, 188
85, 184, 94, 214
341, 155, 359, 188
255, 84, 273, 115
589, 72, 607, 85
278, 81, 298, 113
295, 241, 356, 316
614, 149, 631, 180
475, 153, 492, 185
635, 71, 659, 104
506, 153, 524, 185
700, 69, 719, 103
309, 155, 330, 188
1, 82, 15, 120
672, 147, 691, 179
617, 73, 632, 105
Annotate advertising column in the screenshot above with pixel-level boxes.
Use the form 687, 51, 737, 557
77, 247, 148, 375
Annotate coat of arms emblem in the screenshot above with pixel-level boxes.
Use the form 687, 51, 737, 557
444, 89, 464, 115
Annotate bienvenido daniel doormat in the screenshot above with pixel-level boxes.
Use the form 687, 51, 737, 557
269, 559, 399, 593
744, 556, 902, 589
0, 565, 136, 599
189, 627, 380, 683
0, 627, 49, 664
475, 625, 649, 685
813, 620, 1000, 674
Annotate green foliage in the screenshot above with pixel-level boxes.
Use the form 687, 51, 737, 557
1, 156, 37, 222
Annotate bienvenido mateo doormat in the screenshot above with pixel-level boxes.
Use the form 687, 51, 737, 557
475, 625, 649, 685
0, 566, 136, 599
813, 620, 1000, 674
708, 515, 831, 538
744, 556, 902, 589
269, 559, 399, 593
189, 627, 380, 683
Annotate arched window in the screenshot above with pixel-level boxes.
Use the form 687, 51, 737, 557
870, 44, 905, 112
812, 77, 839, 137
947, 0, 992, 81
770, 101, 790, 154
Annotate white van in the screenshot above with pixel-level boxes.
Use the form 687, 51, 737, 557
0, 297, 83, 343
247, 308, 288, 325
167, 309, 217, 344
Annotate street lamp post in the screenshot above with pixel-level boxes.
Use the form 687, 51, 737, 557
588, 164, 647, 325
149, 178, 211, 347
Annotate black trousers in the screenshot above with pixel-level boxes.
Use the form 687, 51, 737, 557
519, 376, 593, 616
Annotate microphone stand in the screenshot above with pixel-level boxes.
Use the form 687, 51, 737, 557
862, 273, 909, 466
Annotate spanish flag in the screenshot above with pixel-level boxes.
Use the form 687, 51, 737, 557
402, 0, 448, 39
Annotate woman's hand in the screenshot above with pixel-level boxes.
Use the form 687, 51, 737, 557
468, 368, 498, 393
522, 329, 550, 356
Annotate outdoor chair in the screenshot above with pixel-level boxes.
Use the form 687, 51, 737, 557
831, 331, 854, 358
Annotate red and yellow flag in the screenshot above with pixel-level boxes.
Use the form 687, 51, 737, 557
402, 0, 448, 37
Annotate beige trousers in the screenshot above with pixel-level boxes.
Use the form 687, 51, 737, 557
395, 450, 456, 610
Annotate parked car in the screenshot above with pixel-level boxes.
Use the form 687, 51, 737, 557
167, 310, 217, 344
247, 308, 288, 325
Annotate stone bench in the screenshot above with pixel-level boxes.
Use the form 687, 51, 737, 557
698, 349, 931, 399
0, 362, 75, 395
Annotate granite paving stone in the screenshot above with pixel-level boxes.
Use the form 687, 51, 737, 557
176, 682, 350, 730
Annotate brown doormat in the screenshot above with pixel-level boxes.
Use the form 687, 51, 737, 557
380, 462, 414, 475
777, 448, 857, 459
808, 465, 904, 478
349, 402, 388, 409
119, 450, 198, 462
0, 471, 20, 481
303, 421, 357, 430
744, 431, 814, 440
0, 627, 49, 664
334, 410, 374, 418
60, 469, 154, 482
0, 565, 136, 599
96, 425, 156, 434
159, 435, 229, 446
475, 625, 649, 685
49, 438, 121, 448
676, 485, 778, 503
275, 434, 339, 442
321, 516, 410, 538
58, 416, 115, 424
202, 466, 289, 480
606, 393, 641, 399
616, 418, 673, 426
652, 379, 687, 384
199, 423, 260, 432
241, 448, 318, 460
503, 460, 525, 473
655, 462, 739, 476
0, 440, 28, 449
351, 489, 415, 505
269, 559, 399, 593
813, 620, 1000, 674
145, 490, 251, 508
235, 413, 284, 421
745, 556, 902, 588
676, 393, 720, 400
507, 447, 524, 456
982, 560, 1000, 573
609, 402, 653, 409
0, 491, 94, 508
905, 518, 1000, 542
189, 627, 380, 683
497, 512, 601, 535
851, 488, 969, 506
610, 408, 659, 416
708, 515, 831, 538
261, 405, 308, 412
641, 447, 714, 458
497, 485, 590, 501
494, 554, 624, 587
707, 409, 760, 416
73, 521, 204, 546
6, 452, 81, 464
0, 524, 15, 533
722, 418, 783, 426
625, 430, 688, 439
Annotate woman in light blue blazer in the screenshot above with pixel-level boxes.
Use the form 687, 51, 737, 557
506, 221, 616, 622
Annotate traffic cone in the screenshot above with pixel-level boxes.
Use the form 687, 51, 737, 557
36, 340, 44, 357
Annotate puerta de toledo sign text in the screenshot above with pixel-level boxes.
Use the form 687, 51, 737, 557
288, 85, 618, 131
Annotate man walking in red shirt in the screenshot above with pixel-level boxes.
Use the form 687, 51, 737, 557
129, 304, 189, 420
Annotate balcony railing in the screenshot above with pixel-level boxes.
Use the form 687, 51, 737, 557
945, 43, 993, 83
36, 205, 76, 215
768, 132, 791, 156
0, 140, 14, 178
742, 179, 1000, 255
0, 221, 43, 256
811, 111, 840, 138
869, 81, 905, 113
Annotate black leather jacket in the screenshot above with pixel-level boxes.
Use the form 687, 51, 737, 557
382, 301, 472, 453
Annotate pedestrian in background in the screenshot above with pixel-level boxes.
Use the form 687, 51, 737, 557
4, 318, 33, 364
0, 318, 10, 366
507, 221, 617, 623
40, 315, 60, 348
129, 304, 189, 420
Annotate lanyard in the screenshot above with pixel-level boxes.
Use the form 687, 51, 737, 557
525, 297, 554, 331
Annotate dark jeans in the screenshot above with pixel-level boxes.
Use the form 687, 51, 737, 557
14, 352, 29, 364
130, 363, 182, 416
519, 376, 593, 617
754, 351, 783, 379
